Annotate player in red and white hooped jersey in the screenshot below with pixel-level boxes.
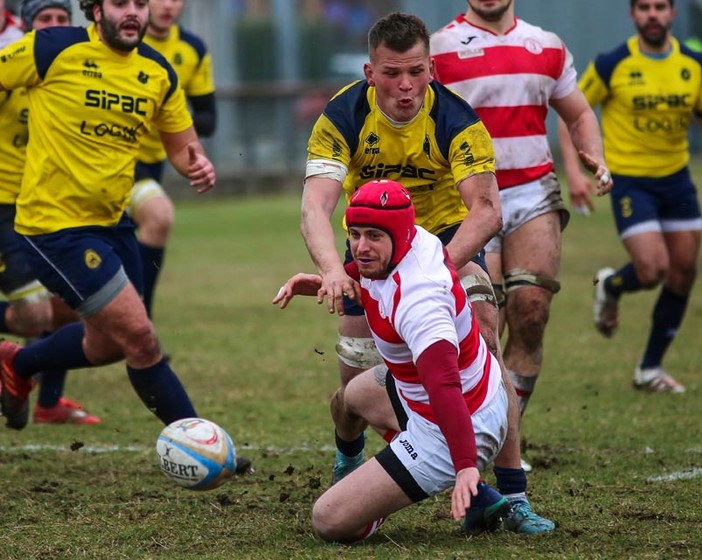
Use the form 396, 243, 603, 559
274, 180, 510, 542
431, 1, 612, 453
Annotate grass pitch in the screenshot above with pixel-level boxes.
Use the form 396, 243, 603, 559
0, 167, 701, 559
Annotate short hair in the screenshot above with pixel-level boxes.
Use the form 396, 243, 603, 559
630, 0, 674, 7
368, 12, 429, 58
78, 0, 102, 22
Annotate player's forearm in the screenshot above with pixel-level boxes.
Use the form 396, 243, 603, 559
557, 117, 585, 180
417, 341, 478, 471
567, 109, 605, 164
300, 204, 345, 277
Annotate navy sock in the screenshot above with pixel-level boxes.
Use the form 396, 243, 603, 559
0, 301, 9, 332
37, 369, 68, 408
335, 431, 365, 457
640, 287, 689, 369
606, 263, 642, 298
13, 323, 90, 379
493, 466, 527, 496
139, 242, 165, 318
127, 359, 196, 425
471, 481, 504, 508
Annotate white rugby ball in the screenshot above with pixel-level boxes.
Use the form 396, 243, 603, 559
156, 417, 237, 491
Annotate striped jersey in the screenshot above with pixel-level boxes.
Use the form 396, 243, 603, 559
431, 14, 577, 189
0, 25, 192, 235
578, 36, 702, 177
360, 225, 500, 422
307, 80, 495, 236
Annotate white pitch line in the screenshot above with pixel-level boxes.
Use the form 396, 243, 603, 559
647, 467, 702, 483
0, 443, 337, 454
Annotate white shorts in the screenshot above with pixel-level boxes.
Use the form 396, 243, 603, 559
376, 373, 509, 501
485, 172, 569, 253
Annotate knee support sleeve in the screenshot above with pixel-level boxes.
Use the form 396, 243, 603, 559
460, 274, 498, 307
504, 268, 561, 294
335, 336, 383, 370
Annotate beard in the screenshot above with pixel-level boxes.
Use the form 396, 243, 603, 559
636, 21, 670, 49
100, 11, 147, 52
469, 0, 513, 22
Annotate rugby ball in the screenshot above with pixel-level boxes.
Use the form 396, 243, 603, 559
156, 418, 237, 491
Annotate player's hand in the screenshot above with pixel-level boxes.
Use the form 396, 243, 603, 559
318, 269, 361, 316
187, 145, 216, 193
451, 467, 481, 521
272, 273, 323, 308
577, 150, 613, 195
568, 173, 596, 216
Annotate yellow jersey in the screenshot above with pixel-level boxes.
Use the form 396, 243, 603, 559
138, 24, 215, 164
579, 36, 702, 177
0, 88, 28, 204
0, 25, 193, 235
307, 80, 495, 235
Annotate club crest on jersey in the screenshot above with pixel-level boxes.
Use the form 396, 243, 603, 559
524, 38, 543, 55
138, 72, 149, 84
84, 250, 102, 270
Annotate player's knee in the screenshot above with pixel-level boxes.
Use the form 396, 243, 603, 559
336, 336, 383, 373
122, 323, 160, 363
311, 498, 352, 542
460, 273, 498, 308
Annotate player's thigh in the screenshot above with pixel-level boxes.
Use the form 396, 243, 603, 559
346, 366, 400, 433
501, 211, 562, 277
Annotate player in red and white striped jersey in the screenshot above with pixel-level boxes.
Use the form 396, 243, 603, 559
431, 1, 612, 442
274, 180, 510, 541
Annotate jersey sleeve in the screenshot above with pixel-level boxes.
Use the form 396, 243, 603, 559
551, 42, 578, 100
306, 112, 352, 166
185, 51, 215, 97
0, 33, 41, 91
153, 76, 193, 134
578, 60, 610, 107
447, 119, 495, 184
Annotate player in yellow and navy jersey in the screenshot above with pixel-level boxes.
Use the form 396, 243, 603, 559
302, 12, 551, 533
0, 0, 215, 432
560, 0, 702, 393
130, 0, 217, 320
0, 0, 102, 425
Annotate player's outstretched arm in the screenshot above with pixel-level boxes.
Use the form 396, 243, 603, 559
161, 127, 216, 192
272, 273, 324, 309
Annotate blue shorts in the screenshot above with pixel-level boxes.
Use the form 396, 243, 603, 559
19, 213, 143, 316
134, 160, 165, 183
610, 167, 702, 239
342, 223, 488, 316
0, 204, 39, 295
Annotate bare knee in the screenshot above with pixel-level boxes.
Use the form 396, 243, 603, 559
122, 323, 161, 365
507, 290, 551, 350
5, 302, 52, 337
312, 497, 354, 542
135, 196, 175, 246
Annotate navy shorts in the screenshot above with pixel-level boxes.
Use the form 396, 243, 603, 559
19, 213, 143, 314
342, 223, 488, 316
610, 167, 702, 238
0, 204, 38, 295
134, 160, 165, 183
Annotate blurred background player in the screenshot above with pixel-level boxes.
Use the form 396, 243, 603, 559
431, 0, 611, 467
275, 180, 512, 541
0, 0, 99, 424
559, 0, 702, 393
0, 0, 22, 47
302, 12, 552, 533
130, 0, 217, 322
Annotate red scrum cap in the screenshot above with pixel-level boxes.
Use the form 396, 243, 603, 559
345, 180, 416, 270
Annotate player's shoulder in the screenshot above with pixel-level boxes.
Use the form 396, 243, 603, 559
677, 37, 702, 67
136, 41, 173, 71
591, 37, 633, 83
176, 25, 209, 59
512, 18, 565, 49
323, 80, 371, 126
428, 80, 480, 126
32, 26, 90, 77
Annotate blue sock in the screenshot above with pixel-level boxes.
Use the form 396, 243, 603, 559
606, 263, 642, 298
127, 359, 196, 425
0, 301, 9, 332
37, 369, 68, 408
335, 431, 365, 459
471, 481, 504, 508
139, 242, 165, 318
640, 287, 689, 369
494, 466, 527, 503
13, 323, 90, 379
